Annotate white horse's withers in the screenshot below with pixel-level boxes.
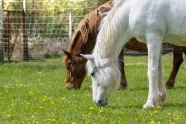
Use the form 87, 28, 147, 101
81, 0, 186, 108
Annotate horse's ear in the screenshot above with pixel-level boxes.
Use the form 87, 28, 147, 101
80, 54, 94, 61
62, 49, 72, 59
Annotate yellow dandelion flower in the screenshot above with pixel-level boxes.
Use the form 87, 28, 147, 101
99, 109, 103, 113
29, 91, 34, 94
7, 114, 11, 117
12, 104, 15, 106
31, 115, 35, 119
89, 107, 94, 110
52, 119, 56, 122
43, 96, 47, 99
72, 122, 77, 124
62, 97, 65, 101
171, 123, 175, 124
156, 106, 161, 109
5, 86, 9, 88
39, 106, 43, 109
9, 109, 12, 111
150, 121, 156, 124
167, 112, 171, 116
50, 101, 54, 105
35, 122, 39, 124
19, 84, 23, 87
154, 110, 158, 114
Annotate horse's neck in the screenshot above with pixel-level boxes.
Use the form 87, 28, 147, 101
72, 34, 97, 56
93, 0, 131, 62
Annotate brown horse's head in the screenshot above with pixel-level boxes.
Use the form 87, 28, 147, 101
62, 1, 112, 89
62, 48, 87, 89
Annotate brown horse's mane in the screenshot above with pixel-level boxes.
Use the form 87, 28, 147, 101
63, 0, 112, 65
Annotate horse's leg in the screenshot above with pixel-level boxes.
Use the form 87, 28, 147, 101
118, 47, 128, 90
158, 55, 166, 105
143, 34, 166, 109
166, 46, 183, 88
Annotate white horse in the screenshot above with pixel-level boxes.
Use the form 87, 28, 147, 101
81, 0, 186, 108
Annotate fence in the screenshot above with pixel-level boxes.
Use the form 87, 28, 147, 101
0, 0, 108, 63
0, 0, 172, 63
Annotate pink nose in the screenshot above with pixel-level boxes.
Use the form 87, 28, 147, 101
66, 83, 80, 89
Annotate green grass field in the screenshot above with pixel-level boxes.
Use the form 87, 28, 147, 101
0, 55, 186, 124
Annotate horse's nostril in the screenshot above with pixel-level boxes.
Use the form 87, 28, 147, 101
97, 99, 108, 107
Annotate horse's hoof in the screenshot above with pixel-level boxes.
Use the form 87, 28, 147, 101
118, 83, 127, 90
143, 103, 156, 109
166, 83, 174, 89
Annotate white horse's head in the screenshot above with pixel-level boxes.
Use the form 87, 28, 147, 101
81, 54, 121, 107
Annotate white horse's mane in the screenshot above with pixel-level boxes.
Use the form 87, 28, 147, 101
94, 0, 126, 60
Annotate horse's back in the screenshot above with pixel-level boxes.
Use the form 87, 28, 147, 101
128, 0, 186, 46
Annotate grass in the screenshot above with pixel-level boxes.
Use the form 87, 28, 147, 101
0, 55, 186, 124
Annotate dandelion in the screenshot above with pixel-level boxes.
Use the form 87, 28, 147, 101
156, 106, 161, 109
9, 109, 12, 111
19, 84, 23, 87
50, 101, 55, 105
29, 91, 34, 94
72, 122, 77, 124
5, 86, 9, 88
31, 115, 35, 119
12, 104, 15, 106
154, 110, 158, 114
167, 112, 171, 116
150, 121, 156, 124
39, 106, 43, 109
89, 107, 94, 110
7, 114, 11, 118
99, 109, 103, 113
62, 97, 65, 101
171, 123, 175, 124
82, 114, 90, 119
35, 122, 39, 124
52, 119, 56, 122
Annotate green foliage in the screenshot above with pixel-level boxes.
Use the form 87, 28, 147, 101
0, 55, 186, 123
4, 0, 110, 39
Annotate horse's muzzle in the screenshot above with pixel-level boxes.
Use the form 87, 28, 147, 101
95, 99, 108, 107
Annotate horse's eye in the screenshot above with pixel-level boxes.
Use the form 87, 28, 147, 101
91, 72, 95, 77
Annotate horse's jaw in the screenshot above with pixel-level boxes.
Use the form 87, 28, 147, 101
88, 60, 120, 107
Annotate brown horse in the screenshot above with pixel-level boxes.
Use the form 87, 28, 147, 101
62, 0, 186, 89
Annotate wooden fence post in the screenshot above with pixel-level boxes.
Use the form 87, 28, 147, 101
23, 0, 29, 61
0, 0, 4, 64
